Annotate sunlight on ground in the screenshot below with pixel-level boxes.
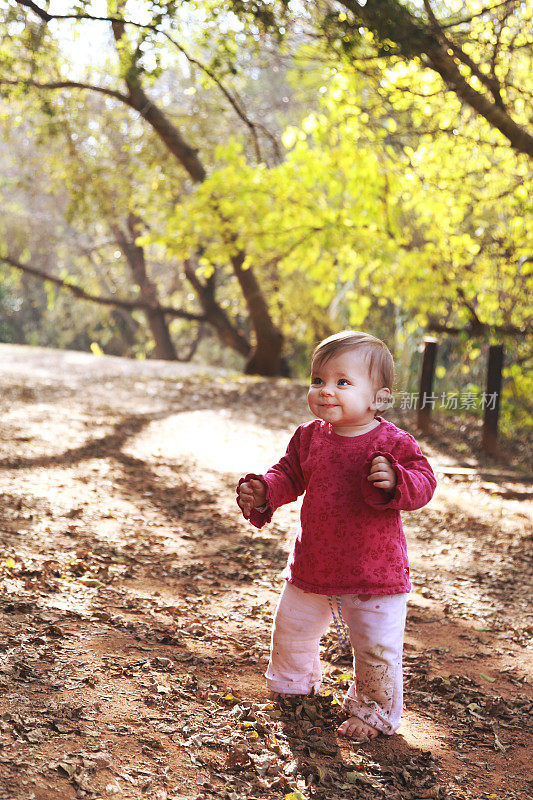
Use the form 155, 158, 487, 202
0, 344, 214, 381
123, 409, 293, 477
3, 403, 90, 450
436, 482, 533, 529
42, 590, 97, 618
398, 710, 451, 757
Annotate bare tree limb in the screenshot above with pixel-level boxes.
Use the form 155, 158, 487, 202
175, 322, 205, 362
13, 0, 279, 164
110, 16, 207, 183
1, 255, 205, 321
0, 78, 131, 105
183, 259, 251, 357
166, 38, 264, 163
439, 0, 518, 29
15, 0, 51, 22
427, 319, 530, 336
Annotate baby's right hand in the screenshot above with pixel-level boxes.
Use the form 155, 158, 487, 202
237, 479, 267, 519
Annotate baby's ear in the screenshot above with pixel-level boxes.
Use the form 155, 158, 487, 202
373, 388, 392, 411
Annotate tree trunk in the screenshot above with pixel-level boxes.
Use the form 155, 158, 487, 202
111, 14, 284, 374
230, 252, 284, 375
13, 1, 286, 373
183, 260, 251, 357
113, 216, 178, 361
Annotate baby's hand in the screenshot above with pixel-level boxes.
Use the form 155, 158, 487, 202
367, 455, 397, 492
237, 479, 267, 519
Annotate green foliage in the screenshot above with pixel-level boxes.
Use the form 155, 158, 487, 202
150, 39, 531, 419
158, 57, 531, 333
0, 0, 531, 430
502, 353, 533, 435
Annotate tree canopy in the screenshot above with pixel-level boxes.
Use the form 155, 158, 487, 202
0, 0, 531, 429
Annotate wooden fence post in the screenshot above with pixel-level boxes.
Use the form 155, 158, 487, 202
417, 337, 438, 431
482, 344, 504, 455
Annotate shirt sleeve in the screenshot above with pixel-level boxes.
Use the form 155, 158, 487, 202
236, 427, 306, 528
361, 432, 436, 511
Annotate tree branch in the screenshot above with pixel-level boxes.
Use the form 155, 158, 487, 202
423, 0, 504, 108
15, 0, 51, 22
165, 38, 265, 164
339, 0, 533, 156
427, 319, 530, 336
14, 0, 279, 165
439, 0, 518, 29
176, 323, 205, 362
0, 78, 131, 105
455, 287, 485, 334
1, 255, 205, 321
110, 16, 207, 183
183, 259, 251, 357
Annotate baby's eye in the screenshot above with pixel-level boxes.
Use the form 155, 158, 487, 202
310, 377, 323, 386
337, 378, 350, 386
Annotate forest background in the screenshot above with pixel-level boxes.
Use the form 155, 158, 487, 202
0, 0, 531, 436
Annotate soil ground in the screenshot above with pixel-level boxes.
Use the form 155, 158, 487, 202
0, 344, 531, 800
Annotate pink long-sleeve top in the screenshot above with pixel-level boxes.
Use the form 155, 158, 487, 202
237, 418, 436, 596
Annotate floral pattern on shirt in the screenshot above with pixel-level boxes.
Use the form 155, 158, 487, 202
237, 418, 436, 596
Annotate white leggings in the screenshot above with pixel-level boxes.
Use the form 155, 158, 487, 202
266, 582, 407, 734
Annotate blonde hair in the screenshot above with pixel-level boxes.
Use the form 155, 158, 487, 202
311, 330, 394, 389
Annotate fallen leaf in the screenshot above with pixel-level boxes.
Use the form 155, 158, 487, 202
139, 737, 165, 751
57, 762, 77, 778
46, 625, 64, 637
222, 693, 241, 705
315, 764, 329, 784
335, 672, 352, 681
79, 577, 105, 588
345, 771, 377, 786
225, 745, 250, 770
419, 788, 440, 799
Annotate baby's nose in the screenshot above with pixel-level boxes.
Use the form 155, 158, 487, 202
320, 384, 334, 395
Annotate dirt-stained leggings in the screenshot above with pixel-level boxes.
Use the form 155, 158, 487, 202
266, 581, 407, 734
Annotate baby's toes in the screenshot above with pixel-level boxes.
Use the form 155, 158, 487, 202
337, 717, 362, 738
337, 716, 378, 739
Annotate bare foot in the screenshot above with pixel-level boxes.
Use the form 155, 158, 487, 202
337, 716, 379, 739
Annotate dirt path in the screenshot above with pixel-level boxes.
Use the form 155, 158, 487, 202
0, 344, 531, 800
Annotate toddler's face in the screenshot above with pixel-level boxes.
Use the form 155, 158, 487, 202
308, 349, 386, 434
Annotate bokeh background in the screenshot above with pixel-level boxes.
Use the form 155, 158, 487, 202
1, 0, 531, 436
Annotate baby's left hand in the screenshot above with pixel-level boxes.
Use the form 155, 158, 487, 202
368, 455, 397, 492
